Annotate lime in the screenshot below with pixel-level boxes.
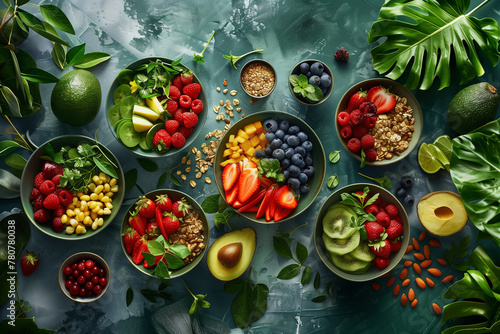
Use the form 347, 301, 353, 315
118, 121, 140, 148
113, 84, 132, 104
51, 70, 101, 126
0, 8, 29, 46
433, 134, 453, 161
108, 104, 121, 127
119, 95, 136, 119
418, 143, 444, 174
428, 143, 450, 172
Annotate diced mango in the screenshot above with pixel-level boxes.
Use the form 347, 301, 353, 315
230, 145, 240, 151
237, 129, 249, 139
259, 132, 266, 141
229, 134, 235, 143
245, 147, 256, 157
240, 140, 252, 152
243, 123, 257, 136
254, 145, 262, 151
231, 152, 241, 159
235, 136, 246, 144
249, 135, 261, 147
253, 121, 264, 134
223, 149, 233, 157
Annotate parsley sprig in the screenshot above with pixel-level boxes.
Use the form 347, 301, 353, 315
340, 187, 378, 236
133, 59, 186, 99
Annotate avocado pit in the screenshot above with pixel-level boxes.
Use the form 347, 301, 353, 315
217, 242, 242, 268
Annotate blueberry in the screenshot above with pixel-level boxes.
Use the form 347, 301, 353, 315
294, 188, 301, 197
299, 184, 310, 194
404, 194, 415, 206
288, 125, 300, 135
281, 158, 291, 169
396, 187, 406, 199
271, 138, 283, 149
288, 165, 300, 177
287, 177, 300, 190
287, 135, 300, 147
275, 129, 285, 139
280, 143, 289, 151
320, 73, 331, 87
265, 132, 276, 141
291, 153, 304, 166
306, 71, 312, 78
299, 62, 309, 74
294, 145, 306, 157
400, 176, 413, 189
303, 165, 315, 178
283, 170, 290, 180
279, 120, 290, 132
302, 140, 313, 152
263, 119, 278, 133
283, 134, 290, 143
264, 146, 273, 157
320, 86, 328, 95
310, 62, 324, 76
304, 153, 313, 166
254, 150, 266, 158
297, 131, 308, 142
298, 172, 308, 184
285, 147, 295, 159
272, 149, 285, 161
309, 75, 320, 86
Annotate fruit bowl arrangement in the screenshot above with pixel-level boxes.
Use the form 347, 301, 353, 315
336, 78, 423, 165
214, 111, 326, 223
288, 59, 333, 106
105, 57, 207, 157
120, 189, 209, 278
20, 135, 125, 240
314, 183, 410, 282
58, 252, 110, 303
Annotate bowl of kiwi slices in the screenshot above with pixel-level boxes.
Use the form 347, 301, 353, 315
314, 183, 410, 281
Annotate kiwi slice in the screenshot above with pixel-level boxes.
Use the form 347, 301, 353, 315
119, 95, 137, 119
108, 104, 121, 127
348, 242, 375, 262
118, 121, 141, 148
322, 204, 357, 239
329, 253, 371, 274
322, 230, 360, 255
113, 84, 132, 104
138, 133, 150, 150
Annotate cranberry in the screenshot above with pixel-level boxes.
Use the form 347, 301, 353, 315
92, 276, 100, 284
85, 281, 94, 291
79, 288, 87, 296
86, 290, 94, 297
71, 263, 78, 270
85, 260, 94, 269
77, 275, 86, 285
83, 269, 92, 279
99, 277, 107, 286
77, 262, 85, 271
70, 285, 79, 295
98, 268, 105, 277
63, 266, 72, 275
91, 265, 99, 274
72, 269, 80, 277
68, 275, 75, 282
65, 280, 73, 290
93, 284, 103, 294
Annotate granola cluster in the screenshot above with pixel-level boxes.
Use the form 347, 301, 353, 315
168, 210, 205, 264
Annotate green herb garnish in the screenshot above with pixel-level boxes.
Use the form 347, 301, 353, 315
358, 172, 392, 189
201, 194, 236, 229
289, 74, 324, 102
223, 49, 264, 69
183, 280, 211, 314
257, 158, 285, 183
340, 187, 378, 234
133, 59, 184, 99
193, 30, 215, 63
327, 175, 339, 189
329, 150, 341, 163
144, 235, 191, 278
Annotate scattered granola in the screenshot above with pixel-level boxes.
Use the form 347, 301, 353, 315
241, 62, 275, 97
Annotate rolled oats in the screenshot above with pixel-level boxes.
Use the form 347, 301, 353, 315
168, 211, 205, 263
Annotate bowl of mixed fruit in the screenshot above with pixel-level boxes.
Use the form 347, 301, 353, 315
121, 189, 209, 278
214, 111, 326, 223
106, 57, 207, 157
314, 183, 410, 282
288, 59, 333, 106
335, 78, 423, 165
20, 135, 125, 240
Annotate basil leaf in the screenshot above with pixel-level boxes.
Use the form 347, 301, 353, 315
124, 168, 137, 193
140, 289, 157, 303
201, 194, 220, 213
301, 266, 312, 285
168, 244, 191, 258
155, 260, 170, 278
65, 43, 86, 67
327, 175, 339, 189
74, 52, 111, 69
39, 4, 75, 34
296, 242, 308, 264
93, 157, 119, 180
311, 295, 328, 303
329, 150, 340, 163
126, 287, 134, 307
231, 283, 252, 329
164, 253, 185, 270
224, 279, 245, 294
0, 169, 20, 198
170, 173, 182, 186
4, 153, 27, 170
277, 264, 301, 279
289, 74, 298, 86
142, 252, 157, 266
314, 272, 321, 290
273, 236, 293, 259
147, 240, 165, 256
157, 172, 167, 188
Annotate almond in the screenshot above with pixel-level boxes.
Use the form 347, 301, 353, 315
421, 259, 433, 268
371, 282, 381, 291
414, 253, 425, 261
424, 245, 431, 259
387, 277, 395, 287
432, 303, 442, 315
413, 262, 422, 275
419, 231, 427, 241
402, 278, 411, 287
428, 268, 442, 277
393, 284, 400, 296
400, 268, 408, 280
429, 238, 442, 247
412, 237, 421, 251
408, 288, 415, 301
401, 293, 408, 306
404, 260, 413, 267
426, 277, 435, 287
442, 275, 454, 283
406, 245, 414, 254
411, 298, 418, 308
416, 277, 426, 289
437, 258, 448, 265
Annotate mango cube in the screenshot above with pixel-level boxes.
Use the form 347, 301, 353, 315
249, 135, 261, 147
243, 124, 257, 136
237, 129, 249, 139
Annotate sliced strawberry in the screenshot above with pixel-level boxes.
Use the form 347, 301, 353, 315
132, 237, 148, 264
239, 160, 258, 170
143, 254, 163, 268
275, 185, 298, 209
274, 206, 293, 222
260, 176, 274, 189
366, 86, 396, 114
129, 215, 147, 235
256, 184, 277, 219
225, 183, 239, 205
265, 186, 277, 222
123, 227, 140, 254
222, 163, 240, 191
237, 188, 267, 213
155, 207, 168, 241
237, 168, 261, 203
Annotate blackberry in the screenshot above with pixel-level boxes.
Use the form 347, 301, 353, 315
334, 48, 349, 62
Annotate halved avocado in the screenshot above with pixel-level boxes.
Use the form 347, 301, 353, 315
207, 228, 256, 281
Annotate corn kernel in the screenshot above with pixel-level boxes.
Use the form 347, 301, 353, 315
97, 218, 104, 226
90, 193, 99, 201
76, 192, 84, 198
69, 219, 79, 228
88, 183, 96, 192
89, 201, 97, 210
92, 175, 102, 185
98, 193, 104, 200
110, 185, 119, 192
80, 194, 90, 201
91, 221, 98, 230
77, 212, 85, 222
103, 208, 112, 215
105, 202, 113, 210
72, 197, 79, 205
67, 203, 76, 210
92, 206, 100, 214
83, 216, 92, 226
91, 212, 98, 220
94, 185, 104, 194
66, 209, 76, 217
109, 178, 117, 186
105, 192, 114, 198
76, 224, 86, 234
65, 226, 75, 234
104, 183, 111, 192
74, 208, 81, 216
80, 201, 88, 211
85, 211, 90, 216
101, 196, 111, 203
97, 209, 104, 216
61, 215, 68, 224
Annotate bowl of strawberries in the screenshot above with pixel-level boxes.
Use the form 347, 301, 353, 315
335, 78, 423, 165
121, 189, 209, 278
314, 183, 410, 282
105, 57, 207, 157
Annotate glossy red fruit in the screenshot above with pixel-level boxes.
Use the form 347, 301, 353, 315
275, 185, 298, 210
346, 89, 367, 113
20, 251, 39, 276
129, 215, 147, 235
367, 86, 397, 114
237, 168, 261, 204
222, 163, 240, 191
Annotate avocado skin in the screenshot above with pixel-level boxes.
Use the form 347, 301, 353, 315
447, 82, 500, 134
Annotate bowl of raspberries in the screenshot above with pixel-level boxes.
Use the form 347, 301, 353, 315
336, 78, 423, 165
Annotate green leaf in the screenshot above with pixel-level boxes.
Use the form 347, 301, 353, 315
21, 68, 59, 84
168, 244, 191, 258
74, 52, 111, 69
277, 264, 301, 279
296, 242, 308, 264
140, 289, 157, 303
367, 0, 500, 90
358, 173, 392, 189
231, 283, 252, 328
224, 279, 245, 294
155, 260, 170, 278
329, 150, 341, 163
124, 168, 137, 193
170, 173, 182, 186
147, 240, 165, 256
66, 43, 86, 67
0, 168, 20, 198
273, 236, 293, 259
143, 252, 156, 266
289, 74, 298, 86
297, 74, 308, 88
311, 295, 328, 303
201, 194, 220, 213
453, 261, 471, 272
248, 284, 268, 324
0, 86, 21, 117
157, 172, 167, 188
52, 43, 67, 69
20, 76, 32, 109
39, 4, 75, 34
301, 266, 312, 285
314, 272, 321, 290
93, 157, 119, 180
0, 140, 24, 156
327, 175, 339, 189
360, 149, 366, 168
18, 10, 69, 46
4, 153, 27, 170
164, 253, 185, 270
126, 287, 134, 307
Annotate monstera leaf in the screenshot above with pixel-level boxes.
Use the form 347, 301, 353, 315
367, 0, 500, 90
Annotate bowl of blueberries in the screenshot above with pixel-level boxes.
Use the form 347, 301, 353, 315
288, 59, 333, 106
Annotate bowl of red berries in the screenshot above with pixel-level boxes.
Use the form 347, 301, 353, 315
105, 57, 207, 157
336, 78, 423, 165
59, 252, 110, 302
121, 189, 209, 279
314, 183, 410, 282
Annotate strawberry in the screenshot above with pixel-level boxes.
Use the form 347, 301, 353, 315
123, 227, 140, 254
367, 86, 397, 114
181, 71, 194, 85
171, 132, 186, 148
169, 85, 181, 100
42, 161, 63, 179
364, 204, 379, 216
34, 172, 46, 189
134, 196, 156, 219
172, 198, 192, 218
256, 184, 277, 219
172, 75, 184, 90
191, 99, 203, 114
384, 204, 399, 218
225, 183, 239, 205
20, 251, 39, 276
58, 189, 73, 207
152, 129, 172, 151
143, 253, 163, 268
156, 207, 168, 240
164, 120, 179, 135
274, 185, 297, 210
132, 237, 148, 265
52, 217, 65, 233
177, 126, 193, 139
129, 214, 147, 235
274, 206, 293, 222
373, 256, 390, 270
34, 208, 50, 224
39, 180, 55, 195
389, 238, 402, 252
364, 221, 384, 241
146, 221, 160, 236
155, 194, 172, 212
182, 83, 201, 99
222, 163, 240, 191
370, 239, 391, 259
386, 220, 403, 239
346, 89, 367, 113
43, 193, 60, 210
237, 168, 261, 204
162, 213, 180, 235
376, 211, 391, 227
182, 112, 198, 128
265, 186, 277, 222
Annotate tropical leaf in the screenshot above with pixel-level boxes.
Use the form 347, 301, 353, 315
367, 0, 500, 90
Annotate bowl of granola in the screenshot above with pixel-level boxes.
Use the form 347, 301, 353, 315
335, 78, 423, 165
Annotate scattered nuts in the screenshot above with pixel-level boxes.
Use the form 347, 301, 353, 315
189, 180, 196, 188
204, 177, 211, 184
213, 106, 220, 113
223, 79, 228, 86
223, 89, 228, 94
233, 99, 240, 106
230, 90, 237, 96
185, 167, 191, 173
181, 174, 187, 181
216, 87, 221, 92
219, 100, 224, 106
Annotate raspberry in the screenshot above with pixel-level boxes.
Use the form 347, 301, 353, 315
174, 109, 185, 125
364, 148, 377, 162
166, 100, 178, 115
52, 217, 65, 233
340, 125, 352, 139
53, 204, 66, 217
43, 193, 60, 210
347, 138, 361, 153
361, 134, 375, 150
334, 48, 349, 62
177, 126, 193, 139
172, 75, 184, 90
182, 83, 201, 99
31, 194, 44, 211
364, 116, 377, 128
30, 188, 41, 201
34, 172, 46, 189
182, 112, 198, 128
364, 204, 379, 215
385, 204, 399, 218
34, 208, 51, 224
39, 180, 55, 195
179, 95, 192, 109
352, 125, 368, 139
191, 99, 203, 114
52, 174, 61, 186
376, 211, 391, 227
165, 120, 179, 135
350, 109, 363, 126
171, 132, 186, 148
169, 85, 181, 100
180, 73, 193, 85
58, 189, 74, 207
359, 101, 377, 116
337, 111, 350, 126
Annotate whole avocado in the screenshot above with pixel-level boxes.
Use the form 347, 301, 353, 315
447, 82, 500, 134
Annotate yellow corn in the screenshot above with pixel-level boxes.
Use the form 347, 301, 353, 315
91, 221, 98, 230
103, 208, 112, 215
84, 211, 90, 216
69, 219, 79, 228
94, 185, 104, 195
91, 212, 98, 220
92, 175, 102, 185
105, 202, 113, 210
80, 200, 88, 211
67, 203, 76, 210
66, 209, 76, 218
61, 215, 68, 224
83, 216, 92, 226
101, 196, 111, 203
65, 226, 75, 234
109, 178, 117, 187
77, 212, 85, 222
89, 201, 97, 210
88, 183, 96, 192
110, 185, 119, 193
105, 192, 114, 198
97, 209, 104, 216
76, 224, 86, 235
104, 183, 111, 192
72, 197, 79, 205
98, 192, 104, 200
97, 218, 104, 226
92, 206, 100, 214
80, 194, 90, 201
74, 208, 81, 216
90, 193, 99, 201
